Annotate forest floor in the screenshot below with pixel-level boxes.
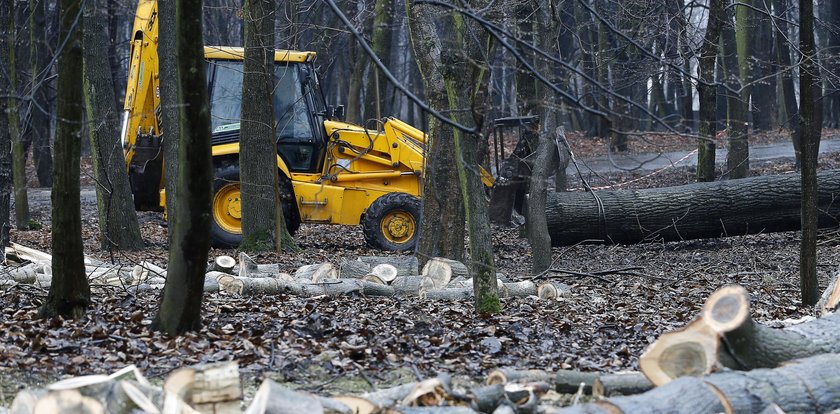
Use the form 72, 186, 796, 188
2, 130, 840, 407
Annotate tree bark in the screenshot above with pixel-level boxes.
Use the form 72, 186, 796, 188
28, 0, 53, 188
696, 0, 723, 182
408, 2, 466, 266
364, 0, 393, 121
555, 354, 840, 414
774, 0, 801, 166
39, 0, 89, 319
798, 0, 822, 306
240, 0, 282, 251
527, 127, 561, 275
152, 0, 213, 335
82, 0, 144, 251
4, 4, 29, 229
546, 170, 840, 246
159, 0, 180, 226
720, 11, 749, 179
0, 0, 13, 246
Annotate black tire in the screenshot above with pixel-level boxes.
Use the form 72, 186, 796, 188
210, 165, 300, 248
362, 193, 421, 252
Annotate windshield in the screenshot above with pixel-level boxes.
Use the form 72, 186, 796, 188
207, 60, 315, 141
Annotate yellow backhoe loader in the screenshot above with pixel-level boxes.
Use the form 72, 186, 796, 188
123, 0, 463, 251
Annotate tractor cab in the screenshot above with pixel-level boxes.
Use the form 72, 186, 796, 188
204, 48, 329, 173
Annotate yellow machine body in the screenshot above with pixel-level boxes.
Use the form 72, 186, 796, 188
123, 0, 455, 248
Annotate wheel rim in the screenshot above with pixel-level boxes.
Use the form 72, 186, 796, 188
381, 210, 416, 244
213, 183, 242, 234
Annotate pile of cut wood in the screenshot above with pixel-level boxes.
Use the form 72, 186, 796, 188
0, 245, 569, 302
4, 277, 840, 413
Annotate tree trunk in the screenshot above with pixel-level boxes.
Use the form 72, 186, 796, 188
408, 2, 465, 266
364, 0, 392, 121
0, 0, 12, 246
240, 0, 282, 251
799, 0, 822, 306
159, 0, 180, 227
696, 0, 723, 182
555, 354, 840, 414
39, 0, 89, 319
751, 4, 776, 131
28, 0, 53, 188
528, 127, 561, 276
152, 0, 213, 335
546, 170, 840, 246
721, 12, 749, 179
774, 0, 800, 166
82, 0, 144, 251
4, 6, 29, 229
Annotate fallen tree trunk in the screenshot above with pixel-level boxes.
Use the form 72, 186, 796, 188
293, 280, 395, 298
641, 284, 840, 386
390, 276, 434, 295
555, 353, 840, 414
547, 170, 840, 246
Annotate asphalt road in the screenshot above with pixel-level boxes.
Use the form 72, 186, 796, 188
570, 138, 840, 175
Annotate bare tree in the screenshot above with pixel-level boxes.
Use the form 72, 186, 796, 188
40, 0, 89, 319
240, 0, 284, 251
152, 0, 214, 335
82, 0, 144, 251
798, 0, 821, 306
0, 0, 13, 246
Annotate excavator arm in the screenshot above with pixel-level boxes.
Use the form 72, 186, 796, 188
123, 0, 163, 210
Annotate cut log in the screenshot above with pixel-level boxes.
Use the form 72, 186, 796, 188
218, 275, 290, 295
420, 287, 473, 301
357, 256, 419, 277
208, 255, 236, 274
165, 361, 241, 414
502, 281, 537, 297
547, 170, 840, 246
204, 271, 233, 293
486, 369, 554, 386
363, 274, 386, 285
391, 276, 435, 296
702, 285, 840, 370
238, 252, 258, 279
817, 268, 840, 315
32, 390, 105, 414
468, 384, 505, 413
295, 263, 338, 282
371, 264, 398, 283
638, 317, 719, 386
338, 259, 372, 279
400, 374, 452, 407
553, 371, 598, 394
0, 264, 40, 283
10, 389, 47, 413
0, 279, 17, 289
7, 242, 53, 264
641, 284, 840, 386
421, 258, 467, 288
296, 280, 394, 298
553, 353, 840, 414
245, 379, 330, 414
592, 372, 653, 397
537, 282, 570, 300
